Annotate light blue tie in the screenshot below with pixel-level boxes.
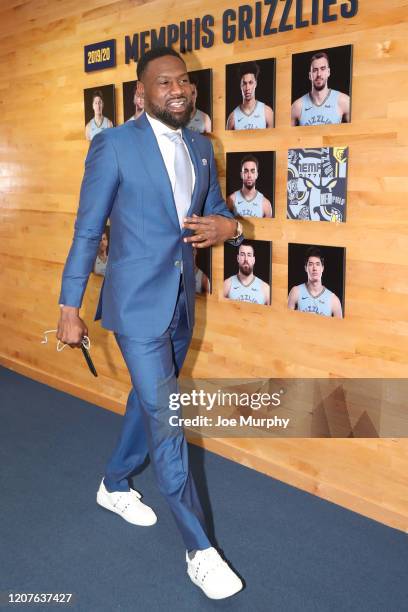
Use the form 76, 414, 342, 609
165, 131, 193, 228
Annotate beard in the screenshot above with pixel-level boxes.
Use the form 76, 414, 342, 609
239, 264, 252, 276
313, 81, 326, 91
149, 99, 194, 129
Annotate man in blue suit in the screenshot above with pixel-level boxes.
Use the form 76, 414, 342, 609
57, 47, 243, 599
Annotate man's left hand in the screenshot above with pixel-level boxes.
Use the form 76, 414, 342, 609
183, 214, 237, 248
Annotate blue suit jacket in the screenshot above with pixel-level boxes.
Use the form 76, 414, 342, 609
59, 113, 235, 337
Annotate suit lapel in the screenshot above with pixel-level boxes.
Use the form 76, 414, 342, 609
133, 114, 180, 231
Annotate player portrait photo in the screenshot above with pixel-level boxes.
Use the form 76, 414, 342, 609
287, 147, 348, 222
225, 58, 275, 131
122, 80, 145, 123
194, 247, 211, 295
224, 240, 271, 306
93, 224, 110, 277
186, 69, 212, 134
288, 243, 345, 318
83, 84, 115, 141
226, 151, 275, 218
291, 45, 352, 126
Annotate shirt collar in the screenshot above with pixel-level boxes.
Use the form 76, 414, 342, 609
145, 112, 182, 139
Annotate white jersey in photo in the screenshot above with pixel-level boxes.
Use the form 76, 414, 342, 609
233, 101, 266, 130
187, 109, 207, 133
232, 190, 264, 218
299, 90, 341, 126
88, 116, 111, 140
227, 275, 267, 304
297, 283, 333, 316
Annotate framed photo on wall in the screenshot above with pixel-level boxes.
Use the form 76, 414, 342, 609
83, 84, 115, 141
194, 247, 211, 295
122, 80, 144, 123
187, 69, 212, 134
291, 45, 353, 126
93, 224, 110, 277
224, 240, 272, 306
226, 151, 275, 218
287, 147, 348, 222
288, 243, 345, 318
225, 58, 275, 131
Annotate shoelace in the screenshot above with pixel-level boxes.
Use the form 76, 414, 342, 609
41, 329, 91, 352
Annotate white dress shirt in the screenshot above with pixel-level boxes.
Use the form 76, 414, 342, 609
145, 112, 196, 199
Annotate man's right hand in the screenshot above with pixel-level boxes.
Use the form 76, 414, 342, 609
57, 306, 88, 348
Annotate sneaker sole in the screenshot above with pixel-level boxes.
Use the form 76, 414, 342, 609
187, 571, 243, 600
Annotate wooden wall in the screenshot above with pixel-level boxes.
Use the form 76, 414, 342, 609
1, 0, 407, 531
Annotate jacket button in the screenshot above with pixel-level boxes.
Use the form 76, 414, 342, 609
174, 260, 181, 267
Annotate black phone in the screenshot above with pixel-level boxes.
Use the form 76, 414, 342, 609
81, 345, 98, 377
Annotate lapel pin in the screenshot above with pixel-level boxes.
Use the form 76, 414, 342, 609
202, 158, 208, 166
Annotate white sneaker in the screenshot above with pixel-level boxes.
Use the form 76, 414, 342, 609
96, 479, 157, 526
186, 547, 243, 599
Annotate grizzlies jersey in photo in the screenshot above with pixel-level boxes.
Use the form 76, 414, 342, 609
187, 109, 207, 133
233, 190, 264, 218
89, 116, 111, 140
228, 275, 266, 304
299, 90, 341, 126
233, 101, 266, 130
297, 283, 333, 316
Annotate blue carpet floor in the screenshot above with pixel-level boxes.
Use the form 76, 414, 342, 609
1, 366, 407, 611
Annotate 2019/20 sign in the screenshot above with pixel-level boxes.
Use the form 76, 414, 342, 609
84, 39, 116, 72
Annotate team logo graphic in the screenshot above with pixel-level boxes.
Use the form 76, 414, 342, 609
287, 147, 348, 222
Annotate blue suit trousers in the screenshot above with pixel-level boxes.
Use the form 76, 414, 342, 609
103, 284, 210, 551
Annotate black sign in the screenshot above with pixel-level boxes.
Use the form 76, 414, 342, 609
84, 39, 116, 72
